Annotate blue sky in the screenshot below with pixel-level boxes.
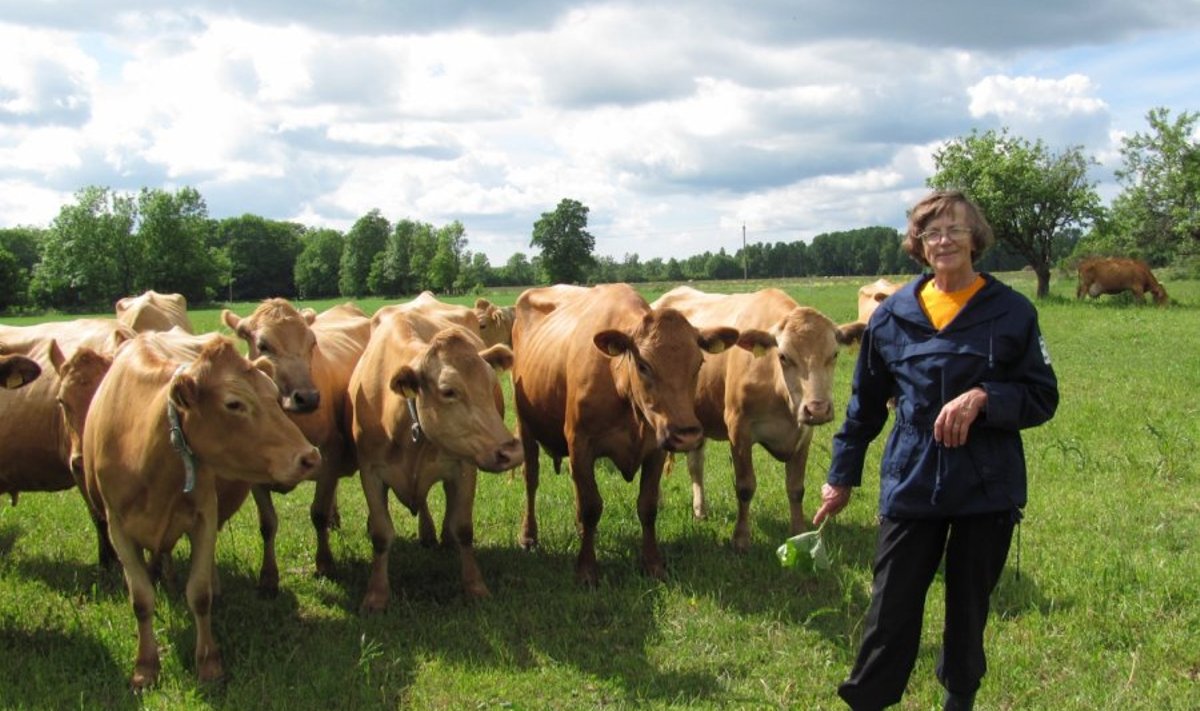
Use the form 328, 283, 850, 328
1, 1, 1198, 264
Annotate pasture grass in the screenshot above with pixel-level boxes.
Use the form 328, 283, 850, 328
1, 273, 1198, 709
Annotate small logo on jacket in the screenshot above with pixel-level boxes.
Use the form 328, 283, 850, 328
1038, 335, 1052, 365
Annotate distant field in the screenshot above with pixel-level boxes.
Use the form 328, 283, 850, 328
1, 273, 1197, 710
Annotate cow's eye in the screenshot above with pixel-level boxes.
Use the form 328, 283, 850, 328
636, 360, 652, 378
256, 340, 271, 355
779, 354, 790, 366
439, 388, 457, 400
225, 400, 247, 413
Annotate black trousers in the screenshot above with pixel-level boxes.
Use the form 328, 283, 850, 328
837, 512, 1015, 710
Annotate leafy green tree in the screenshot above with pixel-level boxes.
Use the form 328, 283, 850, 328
339, 209, 390, 297
455, 251, 494, 292
408, 224, 438, 292
530, 198, 595, 284
428, 221, 467, 292
930, 128, 1101, 297
219, 215, 303, 300
704, 249, 741, 280
369, 219, 426, 296
294, 228, 344, 298
501, 252, 536, 286
31, 186, 137, 309
136, 186, 216, 302
1104, 107, 1200, 264
0, 227, 44, 309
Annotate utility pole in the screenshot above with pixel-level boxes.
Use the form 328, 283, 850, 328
742, 223, 747, 280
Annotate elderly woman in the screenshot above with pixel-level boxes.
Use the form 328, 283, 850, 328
813, 190, 1059, 710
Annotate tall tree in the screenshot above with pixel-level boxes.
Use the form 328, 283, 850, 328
1107, 107, 1200, 263
530, 198, 595, 284
502, 252, 536, 286
31, 186, 137, 309
929, 128, 1101, 297
136, 186, 217, 302
294, 228, 344, 298
219, 215, 303, 300
0, 227, 44, 309
339, 209, 390, 297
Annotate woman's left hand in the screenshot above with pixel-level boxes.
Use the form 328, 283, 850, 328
934, 386, 987, 447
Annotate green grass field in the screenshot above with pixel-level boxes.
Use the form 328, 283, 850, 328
1, 273, 1197, 710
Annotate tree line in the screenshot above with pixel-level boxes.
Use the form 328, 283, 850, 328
1, 106, 1195, 312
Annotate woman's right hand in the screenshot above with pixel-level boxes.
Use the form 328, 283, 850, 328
812, 483, 852, 526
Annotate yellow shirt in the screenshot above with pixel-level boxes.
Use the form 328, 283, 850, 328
919, 275, 985, 330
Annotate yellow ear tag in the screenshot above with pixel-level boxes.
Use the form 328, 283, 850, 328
5, 373, 21, 389
606, 343, 622, 356
752, 344, 767, 358
708, 341, 726, 354
401, 385, 419, 399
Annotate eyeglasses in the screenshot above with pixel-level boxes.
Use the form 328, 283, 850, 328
917, 226, 971, 245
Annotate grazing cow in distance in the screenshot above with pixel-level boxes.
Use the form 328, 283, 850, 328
1077, 257, 1168, 305
84, 335, 320, 688
0, 353, 41, 389
400, 291, 517, 347
652, 286, 862, 550
115, 290, 195, 333
0, 319, 134, 562
222, 300, 371, 594
348, 303, 522, 608
512, 283, 739, 585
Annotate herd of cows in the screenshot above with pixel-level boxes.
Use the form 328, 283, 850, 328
0, 255, 1167, 688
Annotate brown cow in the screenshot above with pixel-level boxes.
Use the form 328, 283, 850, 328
0, 319, 134, 562
400, 291, 516, 347
512, 283, 738, 585
0, 353, 40, 389
115, 290, 195, 333
84, 335, 320, 688
652, 286, 861, 550
222, 300, 370, 594
857, 277, 901, 324
1076, 257, 1168, 305
349, 304, 522, 608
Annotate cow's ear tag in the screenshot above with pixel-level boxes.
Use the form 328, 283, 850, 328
708, 341, 726, 354
606, 343, 622, 357
752, 344, 767, 358
400, 385, 419, 399
6, 373, 21, 389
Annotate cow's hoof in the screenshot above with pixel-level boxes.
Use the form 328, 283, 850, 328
130, 664, 160, 691
731, 536, 751, 555
517, 533, 539, 551
463, 583, 491, 601
360, 593, 389, 615
643, 561, 668, 581
575, 567, 599, 587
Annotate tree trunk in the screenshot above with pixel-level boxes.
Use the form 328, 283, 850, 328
1034, 264, 1051, 298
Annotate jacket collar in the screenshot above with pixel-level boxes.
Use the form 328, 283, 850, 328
884, 272, 1011, 331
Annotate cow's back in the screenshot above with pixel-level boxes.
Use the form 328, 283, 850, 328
115, 290, 194, 333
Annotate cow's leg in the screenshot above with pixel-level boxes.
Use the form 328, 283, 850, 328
185, 506, 223, 684
249, 484, 280, 596
638, 451, 667, 580
785, 427, 816, 535
72, 469, 117, 568
685, 442, 707, 519
517, 419, 542, 550
310, 472, 339, 577
108, 522, 160, 689
445, 469, 489, 599
729, 435, 758, 554
1132, 284, 1146, 303
360, 468, 395, 613
570, 449, 602, 586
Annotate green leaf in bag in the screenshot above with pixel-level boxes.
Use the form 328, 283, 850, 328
776, 525, 831, 573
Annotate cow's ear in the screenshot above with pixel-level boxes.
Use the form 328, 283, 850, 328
735, 329, 777, 357
2, 355, 41, 390
699, 327, 740, 355
251, 356, 276, 381
594, 330, 635, 358
475, 298, 492, 309
169, 371, 199, 412
390, 366, 421, 399
480, 344, 514, 373
115, 296, 132, 314
48, 339, 67, 374
837, 321, 867, 347
109, 327, 133, 351
221, 309, 242, 333
301, 308, 317, 325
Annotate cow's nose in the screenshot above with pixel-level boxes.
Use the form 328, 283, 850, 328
801, 400, 834, 425
285, 389, 321, 413
298, 447, 322, 474
662, 424, 703, 452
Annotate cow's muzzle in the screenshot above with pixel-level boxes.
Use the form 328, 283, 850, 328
283, 389, 321, 413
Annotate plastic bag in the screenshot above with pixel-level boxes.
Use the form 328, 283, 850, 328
775, 524, 831, 573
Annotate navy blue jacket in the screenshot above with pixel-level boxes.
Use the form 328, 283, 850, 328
828, 273, 1059, 518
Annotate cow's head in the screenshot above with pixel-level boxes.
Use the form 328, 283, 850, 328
474, 299, 516, 348
223, 299, 321, 413
49, 343, 113, 476
737, 307, 857, 427
169, 337, 320, 487
389, 329, 522, 473
595, 307, 738, 453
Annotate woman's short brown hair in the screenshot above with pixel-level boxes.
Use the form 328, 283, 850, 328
901, 190, 995, 267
